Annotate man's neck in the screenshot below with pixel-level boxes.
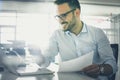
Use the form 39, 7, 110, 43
71, 21, 83, 35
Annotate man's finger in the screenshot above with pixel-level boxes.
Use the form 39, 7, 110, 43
85, 66, 100, 73
82, 64, 99, 71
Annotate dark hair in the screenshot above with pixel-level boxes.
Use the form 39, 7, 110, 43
54, 0, 81, 10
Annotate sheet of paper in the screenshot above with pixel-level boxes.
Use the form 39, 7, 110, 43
58, 51, 94, 72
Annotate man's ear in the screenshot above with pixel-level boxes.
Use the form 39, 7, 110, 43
75, 9, 80, 17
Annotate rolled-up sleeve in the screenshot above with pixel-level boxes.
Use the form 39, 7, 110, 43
95, 28, 118, 74
42, 31, 59, 67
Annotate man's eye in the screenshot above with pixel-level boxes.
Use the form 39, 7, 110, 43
58, 16, 63, 19
61, 14, 67, 17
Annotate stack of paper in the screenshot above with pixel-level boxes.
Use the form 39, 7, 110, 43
58, 51, 94, 72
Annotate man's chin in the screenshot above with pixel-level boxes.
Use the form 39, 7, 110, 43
60, 26, 66, 30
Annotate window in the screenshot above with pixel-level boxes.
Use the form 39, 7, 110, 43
0, 11, 17, 43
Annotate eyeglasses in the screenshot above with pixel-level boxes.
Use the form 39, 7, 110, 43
55, 9, 76, 20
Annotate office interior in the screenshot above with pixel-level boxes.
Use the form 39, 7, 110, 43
0, 0, 120, 80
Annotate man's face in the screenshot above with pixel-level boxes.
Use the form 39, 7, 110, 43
55, 3, 77, 32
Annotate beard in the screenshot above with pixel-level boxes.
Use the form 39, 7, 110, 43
60, 15, 76, 32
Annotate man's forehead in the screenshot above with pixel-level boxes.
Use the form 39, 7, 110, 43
56, 3, 71, 14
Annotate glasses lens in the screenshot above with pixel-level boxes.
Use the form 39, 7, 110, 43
55, 9, 76, 21
55, 15, 64, 21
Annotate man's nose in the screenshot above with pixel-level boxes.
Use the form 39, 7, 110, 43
59, 18, 66, 24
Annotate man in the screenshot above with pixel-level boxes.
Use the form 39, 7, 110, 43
40, 0, 118, 79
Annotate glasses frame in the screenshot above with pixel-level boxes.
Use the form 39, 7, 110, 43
55, 8, 76, 20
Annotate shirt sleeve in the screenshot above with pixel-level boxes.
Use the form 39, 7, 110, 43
42, 31, 59, 67
95, 28, 118, 74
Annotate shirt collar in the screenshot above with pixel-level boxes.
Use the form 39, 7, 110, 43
65, 22, 88, 35
81, 23, 87, 33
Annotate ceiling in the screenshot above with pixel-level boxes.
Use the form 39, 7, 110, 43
0, 0, 120, 17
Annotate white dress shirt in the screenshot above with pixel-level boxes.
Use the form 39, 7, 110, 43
43, 22, 118, 80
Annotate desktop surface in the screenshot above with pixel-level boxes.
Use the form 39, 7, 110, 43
0, 70, 95, 80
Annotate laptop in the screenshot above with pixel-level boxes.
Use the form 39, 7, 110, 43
16, 63, 54, 76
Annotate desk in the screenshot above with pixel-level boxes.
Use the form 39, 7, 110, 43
0, 71, 95, 80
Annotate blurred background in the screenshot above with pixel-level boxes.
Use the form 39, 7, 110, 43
0, 0, 120, 80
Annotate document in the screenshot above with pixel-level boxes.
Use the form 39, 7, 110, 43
58, 51, 94, 72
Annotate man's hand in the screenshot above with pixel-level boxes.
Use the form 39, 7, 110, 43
81, 64, 113, 78
27, 44, 45, 66
81, 64, 100, 78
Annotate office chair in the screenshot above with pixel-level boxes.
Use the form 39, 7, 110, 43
108, 44, 119, 80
